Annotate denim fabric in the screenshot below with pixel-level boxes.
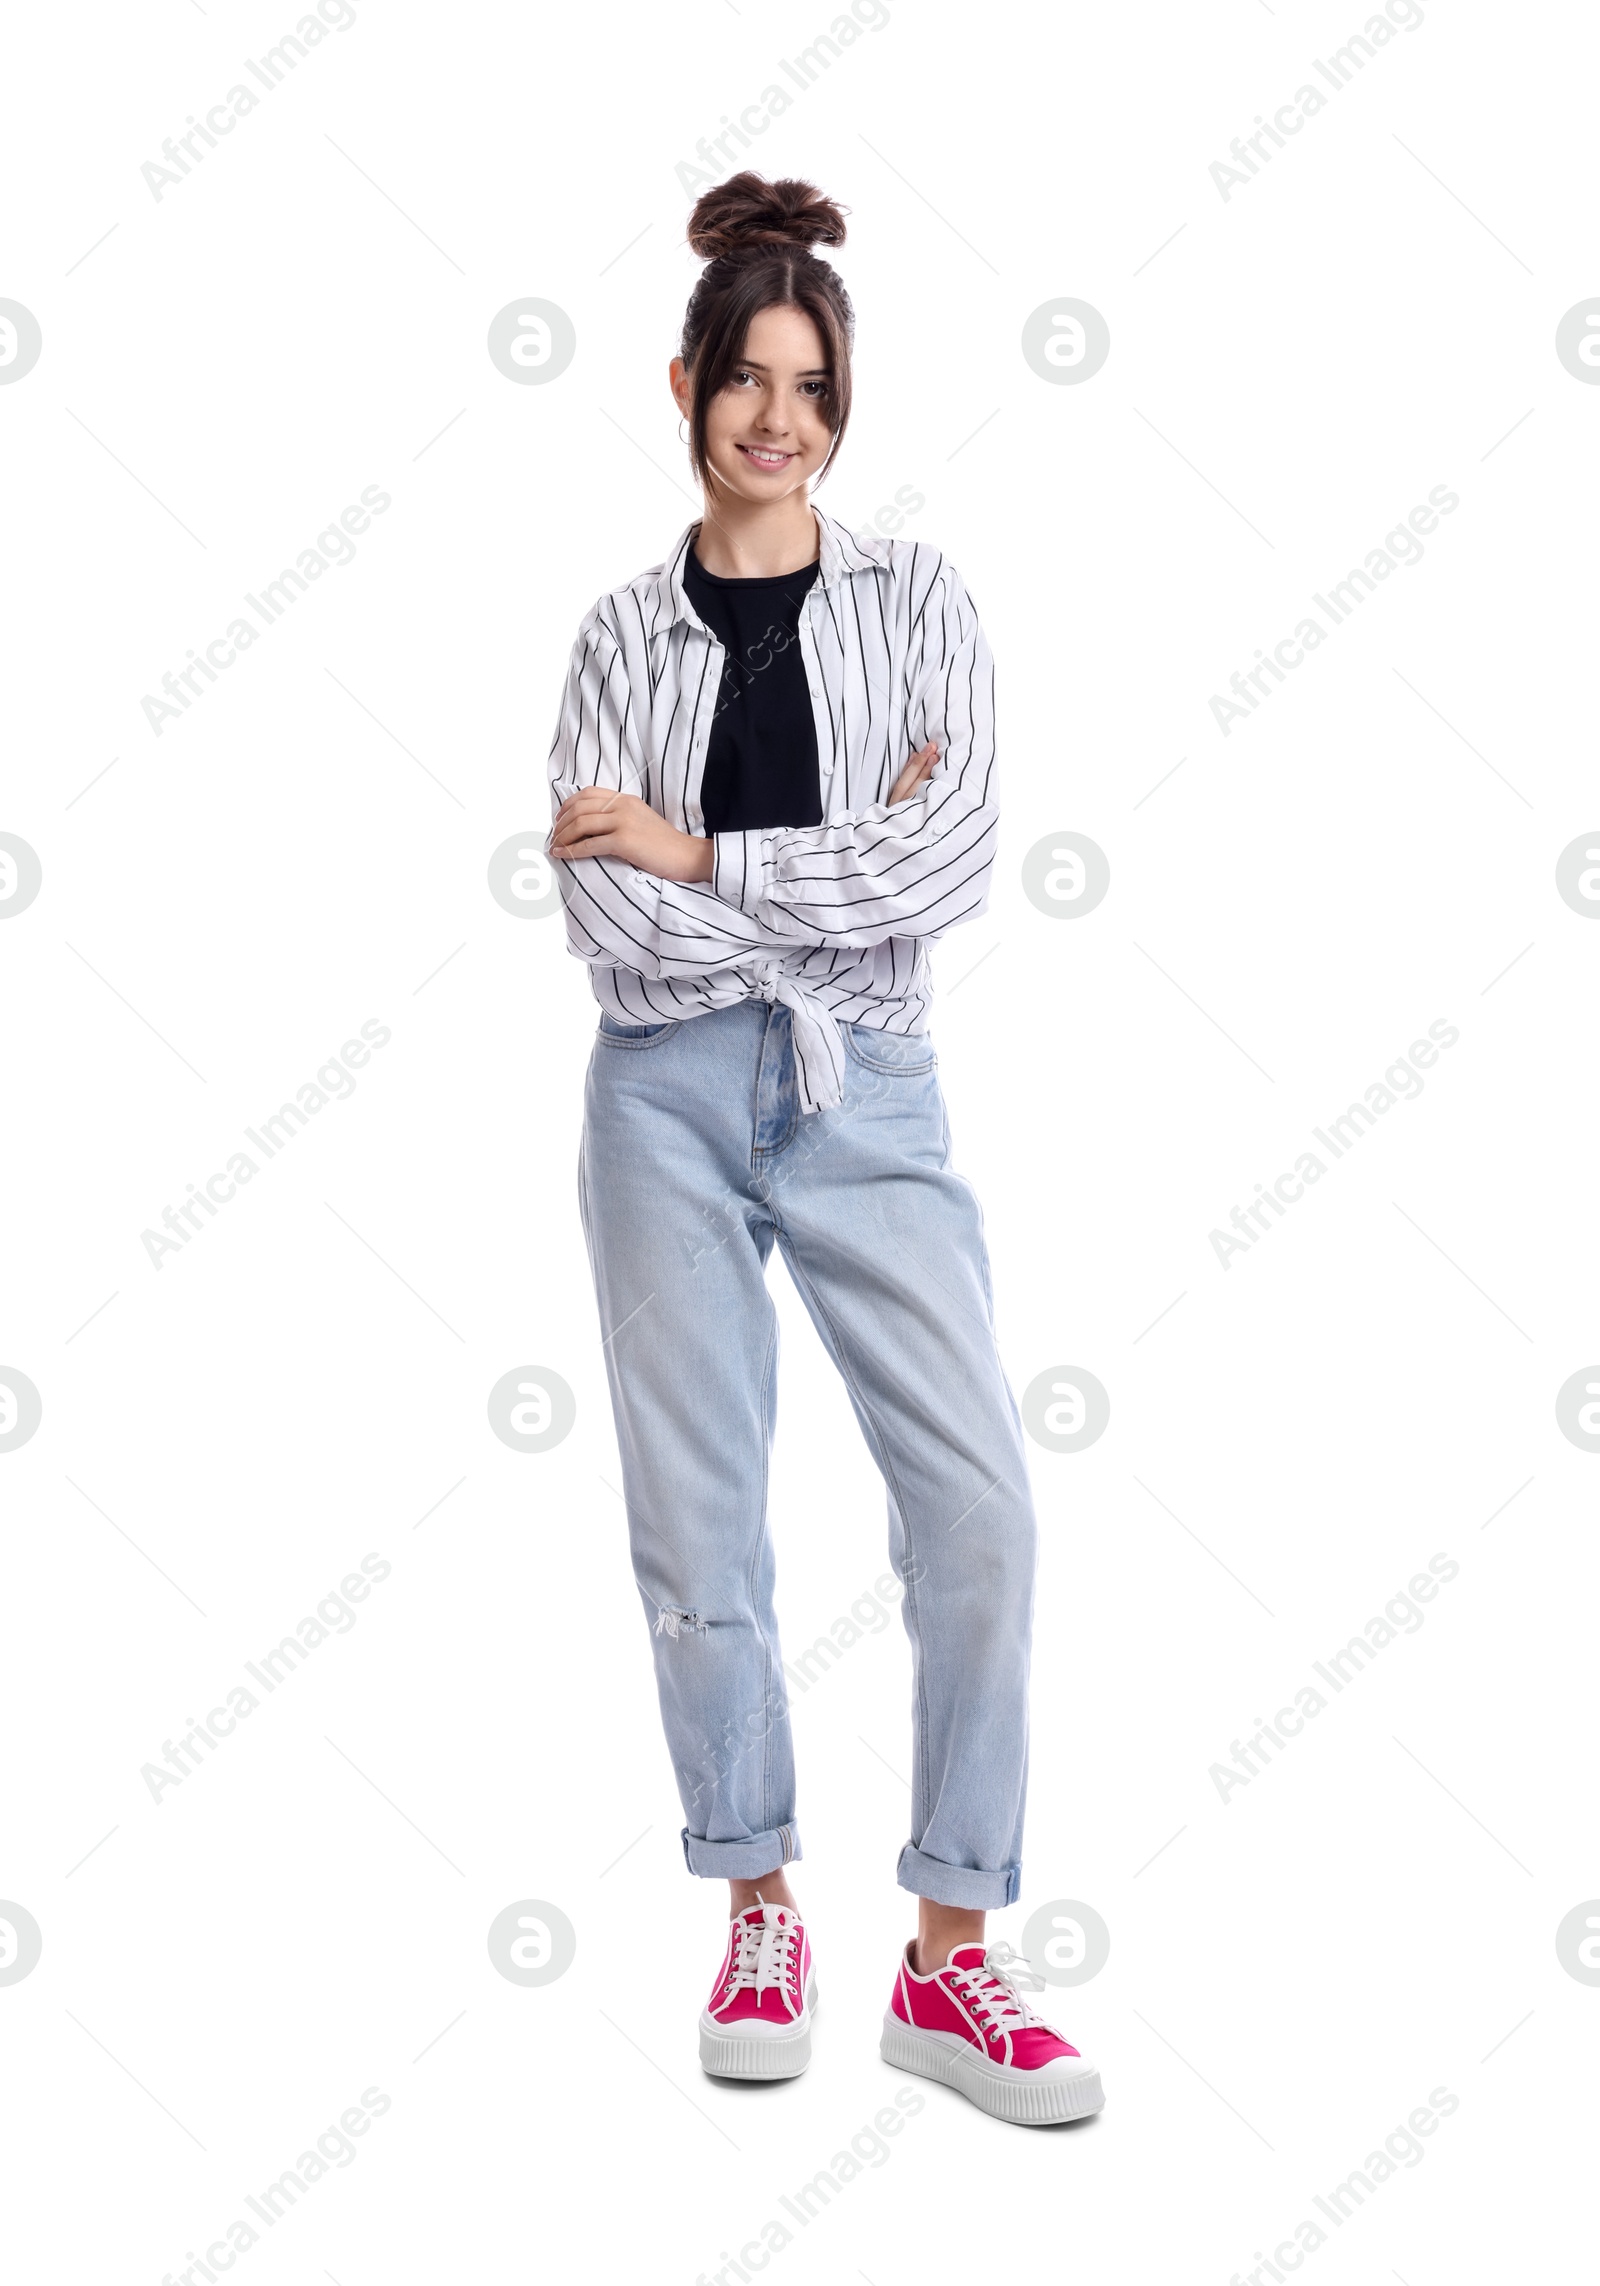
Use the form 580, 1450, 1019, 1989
578, 999, 1037, 1909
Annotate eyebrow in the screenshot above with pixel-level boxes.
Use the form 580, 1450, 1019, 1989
736, 359, 830, 377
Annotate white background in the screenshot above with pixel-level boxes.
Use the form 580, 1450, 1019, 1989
2, 0, 1596, 2278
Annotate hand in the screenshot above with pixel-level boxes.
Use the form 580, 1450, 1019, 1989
549, 788, 714, 882
888, 740, 939, 805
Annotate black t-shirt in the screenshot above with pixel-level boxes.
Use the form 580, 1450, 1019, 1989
684, 545, 823, 834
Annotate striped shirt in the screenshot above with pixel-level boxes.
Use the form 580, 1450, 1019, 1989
545, 506, 998, 1114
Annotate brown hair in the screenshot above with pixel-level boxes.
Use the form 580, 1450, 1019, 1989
680, 172, 854, 490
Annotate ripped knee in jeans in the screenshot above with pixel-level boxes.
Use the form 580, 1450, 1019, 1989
654, 1604, 708, 1639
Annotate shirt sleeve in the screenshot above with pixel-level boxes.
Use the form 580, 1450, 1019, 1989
709, 556, 999, 948
545, 605, 825, 979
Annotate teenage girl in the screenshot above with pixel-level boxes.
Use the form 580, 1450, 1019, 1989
546, 172, 1104, 2125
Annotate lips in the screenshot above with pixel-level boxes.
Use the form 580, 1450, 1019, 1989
737, 444, 795, 468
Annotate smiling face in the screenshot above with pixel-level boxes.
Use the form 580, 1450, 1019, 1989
672, 302, 837, 507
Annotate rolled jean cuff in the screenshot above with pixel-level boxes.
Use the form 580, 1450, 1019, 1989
897, 1843, 1020, 1909
681, 1823, 801, 1879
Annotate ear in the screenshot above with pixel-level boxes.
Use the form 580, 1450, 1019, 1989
669, 356, 692, 419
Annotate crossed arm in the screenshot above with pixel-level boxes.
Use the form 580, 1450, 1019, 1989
546, 559, 997, 968
548, 742, 941, 882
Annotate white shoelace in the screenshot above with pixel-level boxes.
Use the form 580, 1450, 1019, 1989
724, 1900, 799, 2003
950, 1941, 1048, 2037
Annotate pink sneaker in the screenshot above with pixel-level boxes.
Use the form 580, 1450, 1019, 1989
699, 1899, 817, 2079
881, 1939, 1104, 2124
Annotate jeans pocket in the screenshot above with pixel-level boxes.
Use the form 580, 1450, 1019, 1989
597, 1011, 681, 1046
843, 1021, 936, 1076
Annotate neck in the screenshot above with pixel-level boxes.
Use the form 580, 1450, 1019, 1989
692, 487, 819, 578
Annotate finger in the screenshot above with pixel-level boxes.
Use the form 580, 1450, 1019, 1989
889, 749, 936, 799
550, 817, 608, 852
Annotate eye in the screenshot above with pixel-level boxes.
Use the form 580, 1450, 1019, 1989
799, 380, 829, 398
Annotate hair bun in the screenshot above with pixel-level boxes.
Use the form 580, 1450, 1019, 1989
687, 172, 849, 261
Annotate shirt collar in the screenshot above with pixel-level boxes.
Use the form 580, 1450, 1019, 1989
656, 506, 891, 630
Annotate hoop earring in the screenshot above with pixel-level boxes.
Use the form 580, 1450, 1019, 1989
677, 416, 690, 445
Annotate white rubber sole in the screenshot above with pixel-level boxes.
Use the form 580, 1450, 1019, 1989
700, 1976, 819, 2079
879, 2011, 1105, 2124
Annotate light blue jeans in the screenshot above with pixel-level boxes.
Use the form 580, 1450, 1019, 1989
578, 999, 1037, 1909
